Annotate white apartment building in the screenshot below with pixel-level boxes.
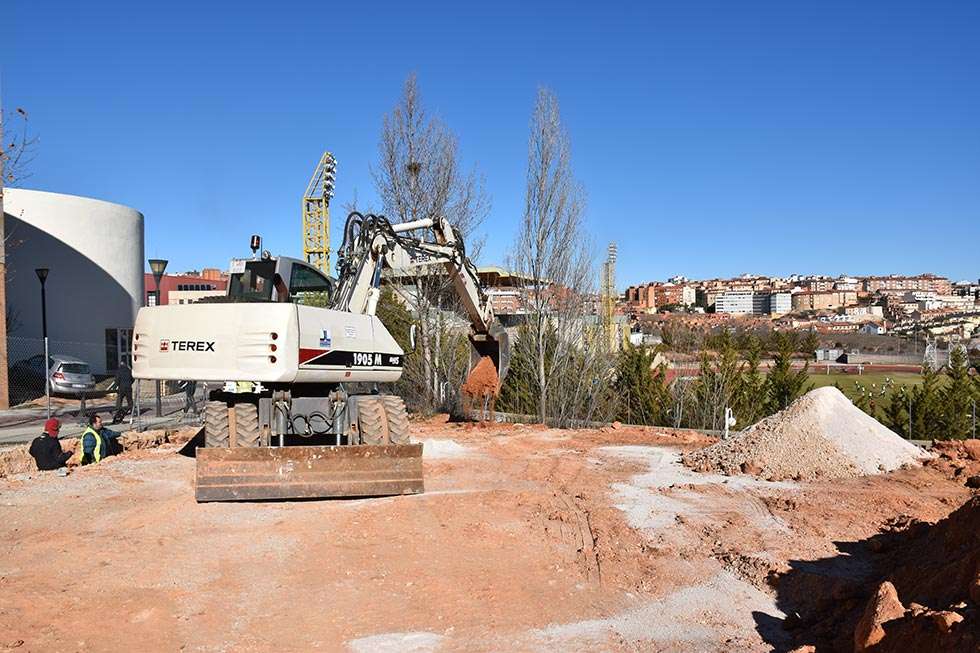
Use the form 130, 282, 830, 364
769, 292, 792, 315
716, 290, 770, 315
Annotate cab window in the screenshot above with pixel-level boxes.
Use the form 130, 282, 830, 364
229, 260, 276, 301
289, 264, 335, 303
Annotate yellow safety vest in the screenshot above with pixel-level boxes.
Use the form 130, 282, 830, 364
80, 426, 104, 464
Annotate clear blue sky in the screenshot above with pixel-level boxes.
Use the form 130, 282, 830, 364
3, 0, 979, 286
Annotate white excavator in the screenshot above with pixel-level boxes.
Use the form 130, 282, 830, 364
132, 212, 508, 501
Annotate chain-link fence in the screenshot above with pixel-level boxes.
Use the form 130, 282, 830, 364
0, 336, 205, 445
130, 379, 209, 432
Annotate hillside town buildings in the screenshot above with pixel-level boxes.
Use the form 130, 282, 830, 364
622, 273, 979, 334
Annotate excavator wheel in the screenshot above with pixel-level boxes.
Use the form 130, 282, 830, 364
357, 396, 389, 445
234, 403, 264, 447
382, 395, 411, 445
204, 400, 230, 448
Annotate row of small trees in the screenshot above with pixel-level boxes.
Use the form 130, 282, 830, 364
494, 328, 814, 431
490, 319, 979, 439
608, 331, 811, 432
853, 347, 979, 440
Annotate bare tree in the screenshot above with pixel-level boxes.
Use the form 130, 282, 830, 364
372, 74, 490, 412
508, 88, 613, 425
0, 103, 37, 409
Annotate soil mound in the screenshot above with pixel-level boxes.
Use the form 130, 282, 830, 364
462, 356, 499, 398
683, 386, 927, 481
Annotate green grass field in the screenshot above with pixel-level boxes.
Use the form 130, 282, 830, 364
808, 371, 925, 402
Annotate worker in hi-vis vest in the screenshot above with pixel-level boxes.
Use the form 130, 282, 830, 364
79, 414, 123, 465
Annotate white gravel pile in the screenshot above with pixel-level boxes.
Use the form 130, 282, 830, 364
683, 386, 928, 481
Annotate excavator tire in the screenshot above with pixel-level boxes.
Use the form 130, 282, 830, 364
357, 396, 389, 445
204, 400, 230, 448
234, 403, 264, 447
382, 395, 411, 445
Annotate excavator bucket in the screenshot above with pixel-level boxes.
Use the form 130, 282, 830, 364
469, 320, 510, 383
195, 444, 424, 502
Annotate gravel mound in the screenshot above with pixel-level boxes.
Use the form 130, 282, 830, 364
683, 387, 927, 481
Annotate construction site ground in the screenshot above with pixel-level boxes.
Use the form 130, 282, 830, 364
0, 417, 974, 652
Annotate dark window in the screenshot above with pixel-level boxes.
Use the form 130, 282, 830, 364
60, 363, 90, 375
289, 263, 334, 297
229, 260, 276, 301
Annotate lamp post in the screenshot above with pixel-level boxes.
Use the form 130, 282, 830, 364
148, 258, 168, 306
35, 268, 50, 419
147, 259, 168, 416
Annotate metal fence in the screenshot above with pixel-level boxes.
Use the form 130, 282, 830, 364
0, 336, 205, 446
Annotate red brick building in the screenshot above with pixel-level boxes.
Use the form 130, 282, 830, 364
144, 271, 228, 305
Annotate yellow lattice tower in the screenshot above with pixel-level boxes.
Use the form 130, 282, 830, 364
601, 242, 618, 351
302, 152, 337, 275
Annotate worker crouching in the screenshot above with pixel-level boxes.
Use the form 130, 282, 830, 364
29, 418, 73, 471
79, 414, 123, 465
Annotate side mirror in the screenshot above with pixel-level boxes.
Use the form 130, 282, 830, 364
409, 324, 417, 353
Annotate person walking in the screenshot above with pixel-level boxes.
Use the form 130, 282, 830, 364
182, 380, 198, 416
112, 361, 134, 424
79, 414, 123, 465
28, 418, 72, 471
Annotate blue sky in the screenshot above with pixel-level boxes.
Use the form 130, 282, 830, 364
3, 0, 979, 286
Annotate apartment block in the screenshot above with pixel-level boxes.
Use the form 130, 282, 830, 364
769, 292, 792, 315
791, 290, 858, 311
716, 290, 770, 315
863, 274, 952, 295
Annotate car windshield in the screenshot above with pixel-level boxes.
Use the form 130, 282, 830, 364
59, 363, 90, 375
228, 260, 276, 301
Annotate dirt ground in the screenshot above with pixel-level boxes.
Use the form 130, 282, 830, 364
0, 417, 974, 652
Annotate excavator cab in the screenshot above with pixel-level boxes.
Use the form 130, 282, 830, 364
227, 256, 337, 305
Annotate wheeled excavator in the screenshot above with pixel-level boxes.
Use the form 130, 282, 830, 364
132, 212, 509, 501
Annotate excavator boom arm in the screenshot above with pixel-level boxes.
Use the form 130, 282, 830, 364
333, 212, 508, 379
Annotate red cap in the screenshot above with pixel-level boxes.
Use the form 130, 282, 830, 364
44, 418, 61, 435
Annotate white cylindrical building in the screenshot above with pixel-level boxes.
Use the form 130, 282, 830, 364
4, 188, 145, 375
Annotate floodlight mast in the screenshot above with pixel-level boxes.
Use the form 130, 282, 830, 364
302, 152, 337, 276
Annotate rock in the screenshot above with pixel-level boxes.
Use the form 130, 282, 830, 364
741, 459, 764, 475
907, 602, 929, 616
965, 475, 980, 489
930, 610, 963, 633
961, 439, 980, 461
854, 581, 906, 651
610, 421, 622, 430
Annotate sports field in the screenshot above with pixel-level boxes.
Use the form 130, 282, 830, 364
809, 370, 924, 402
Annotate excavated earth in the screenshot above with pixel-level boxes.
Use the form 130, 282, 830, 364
0, 418, 977, 652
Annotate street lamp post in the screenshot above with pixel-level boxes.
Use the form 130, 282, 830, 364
35, 268, 50, 419
148, 259, 168, 417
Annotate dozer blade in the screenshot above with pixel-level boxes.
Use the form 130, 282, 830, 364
195, 444, 424, 502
